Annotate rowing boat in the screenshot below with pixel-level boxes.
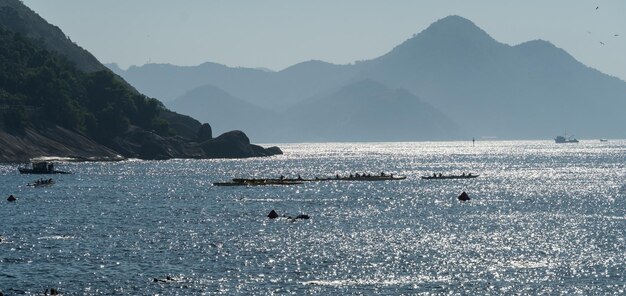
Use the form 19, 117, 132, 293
319, 175, 407, 181
421, 174, 479, 180
232, 175, 406, 183
27, 180, 55, 187
213, 180, 304, 186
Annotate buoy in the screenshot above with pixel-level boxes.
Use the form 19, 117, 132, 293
7, 195, 16, 202
458, 191, 470, 201
267, 210, 278, 219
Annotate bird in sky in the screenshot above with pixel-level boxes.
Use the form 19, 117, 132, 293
596, 6, 599, 10
600, 41, 605, 45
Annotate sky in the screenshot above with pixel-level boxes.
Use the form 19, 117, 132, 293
21, 0, 626, 81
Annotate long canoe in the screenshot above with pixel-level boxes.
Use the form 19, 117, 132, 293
231, 175, 406, 183
214, 180, 304, 186
319, 175, 407, 181
421, 175, 479, 180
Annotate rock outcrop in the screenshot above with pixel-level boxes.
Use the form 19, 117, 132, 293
0, 124, 281, 162
199, 130, 281, 159
109, 127, 281, 160
196, 123, 213, 142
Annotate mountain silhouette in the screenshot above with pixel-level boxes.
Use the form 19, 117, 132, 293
281, 80, 463, 142
110, 15, 626, 141
166, 84, 278, 139
360, 16, 626, 138
108, 60, 357, 111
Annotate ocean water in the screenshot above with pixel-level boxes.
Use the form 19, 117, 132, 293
1, 140, 625, 295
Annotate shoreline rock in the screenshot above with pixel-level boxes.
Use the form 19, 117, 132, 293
0, 125, 281, 163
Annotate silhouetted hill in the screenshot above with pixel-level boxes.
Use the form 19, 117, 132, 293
282, 80, 463, 141
362, 16, 626, 138
105, 62, 124, 74
109, 60, 357, 110
111, 15, 626, 140
166, 84, 278, 139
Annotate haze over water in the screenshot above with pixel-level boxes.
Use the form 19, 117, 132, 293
1, 140, 625, 294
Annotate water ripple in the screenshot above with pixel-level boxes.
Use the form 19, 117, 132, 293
1, 140, 625, 294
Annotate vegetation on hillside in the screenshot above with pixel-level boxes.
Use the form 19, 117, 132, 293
0, 26, 169, 143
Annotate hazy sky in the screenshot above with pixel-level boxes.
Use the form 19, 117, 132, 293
22, 0, 626, 81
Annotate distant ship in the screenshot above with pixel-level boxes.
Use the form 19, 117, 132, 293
554, 135, 579, 143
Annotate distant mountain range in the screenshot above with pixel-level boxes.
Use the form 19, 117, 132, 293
109, 15, 626, 141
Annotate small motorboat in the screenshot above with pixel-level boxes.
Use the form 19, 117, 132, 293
18, 162, 71, 174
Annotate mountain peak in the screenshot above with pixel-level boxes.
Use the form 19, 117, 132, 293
375, 15, 502, 64
515, 39, 558, 50
513, 39, 581, 67
417, 15, 495, 44
429, 15, 479, 29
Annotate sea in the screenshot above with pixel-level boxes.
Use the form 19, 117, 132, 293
1, 140, 625, 295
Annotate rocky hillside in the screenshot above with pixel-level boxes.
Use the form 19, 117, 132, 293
0, 0, 281, 162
